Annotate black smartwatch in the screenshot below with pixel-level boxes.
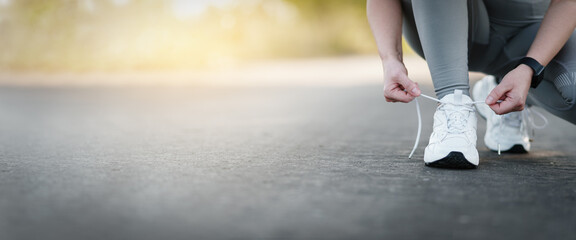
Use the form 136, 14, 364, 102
518, 57, 545, 88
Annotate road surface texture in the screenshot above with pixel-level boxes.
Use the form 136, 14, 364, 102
0, 59, 575, 240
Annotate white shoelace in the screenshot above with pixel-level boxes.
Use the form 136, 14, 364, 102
522, 107, 549, 133
407, 94, 548, 159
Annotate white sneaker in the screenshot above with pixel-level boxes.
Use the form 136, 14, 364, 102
424, 90, 479, 169
472, 76, 530, 153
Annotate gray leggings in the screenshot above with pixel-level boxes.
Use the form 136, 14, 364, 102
401, 0, 576, 124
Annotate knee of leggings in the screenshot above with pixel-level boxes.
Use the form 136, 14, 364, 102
552, 72, 576, 107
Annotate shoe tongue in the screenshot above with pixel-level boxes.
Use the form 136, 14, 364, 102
454, 89, 462, 103
439, 90, 473, 104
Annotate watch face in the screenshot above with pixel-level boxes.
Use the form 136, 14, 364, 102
534, 64, 545, 76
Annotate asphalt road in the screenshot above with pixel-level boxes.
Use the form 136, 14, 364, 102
0, 84, 574, 240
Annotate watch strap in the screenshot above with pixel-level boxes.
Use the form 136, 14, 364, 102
519, 57, 545, 88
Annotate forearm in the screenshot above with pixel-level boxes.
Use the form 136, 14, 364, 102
526, 0, 576, 66
367, 0, 404, 63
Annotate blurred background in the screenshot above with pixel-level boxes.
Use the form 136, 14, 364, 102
2, 2, 574, 240
0, 0, 392, 73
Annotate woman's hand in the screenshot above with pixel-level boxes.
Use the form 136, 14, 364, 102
368, 0, 420, 102
485, 64, 533, 114
382, 60, 421, 103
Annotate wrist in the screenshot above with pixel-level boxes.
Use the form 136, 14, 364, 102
518, 57, 545, 88
381, 58, 406, 74
516, 64, 533, 75
380, 52, 403, 63
514, 65, 534, 87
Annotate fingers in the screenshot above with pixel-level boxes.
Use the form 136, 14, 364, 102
383, 74, 421, 103
398, 74, 421, 97
489, 98, 522, 115
381, 61, 420, 103
386, 91, 415, 103
486, 81, 525, 114
485, 82, 508, 105
383, 83, 416, 103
